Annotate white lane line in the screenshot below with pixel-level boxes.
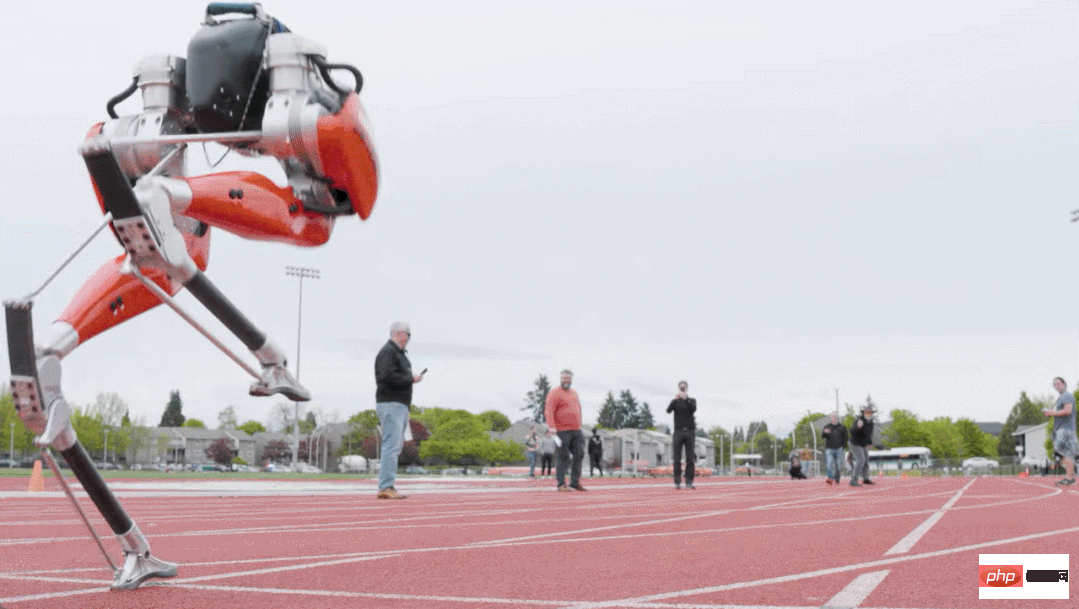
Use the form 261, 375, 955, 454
821, 570, 889, 608
471, 495, 834, 546
884, 478, 975, 555
556, 524, 1079, 608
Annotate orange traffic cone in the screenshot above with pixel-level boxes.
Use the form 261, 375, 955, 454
28, 460, 44, 492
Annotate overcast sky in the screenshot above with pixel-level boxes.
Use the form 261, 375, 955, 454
1, 1, 1076, 439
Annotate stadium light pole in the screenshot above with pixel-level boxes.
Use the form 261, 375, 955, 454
103, 428, 109, 464
286, 266, 320, 468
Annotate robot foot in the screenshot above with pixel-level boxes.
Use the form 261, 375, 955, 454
112, 523, 177, 591
250, 364, 311, 401
113, 552, 178, 591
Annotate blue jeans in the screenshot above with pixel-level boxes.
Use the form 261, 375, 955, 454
825, 448, 842, 481
527, 451, 537, 476
376, 401, 409, 491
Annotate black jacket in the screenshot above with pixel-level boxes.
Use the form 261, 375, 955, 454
589, 435, 602, 457
822, 422, 848, 450
850, 414, 874, 447
667, 397, 697, 430
375, 340, 413, 404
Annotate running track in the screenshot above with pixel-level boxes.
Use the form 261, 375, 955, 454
0, 475, 1075, 608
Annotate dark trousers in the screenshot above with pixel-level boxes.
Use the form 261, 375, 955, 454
589, 453, 603, 476
541, 454, 554, 475
556, 429, 585, 487
672, 429, 696, 486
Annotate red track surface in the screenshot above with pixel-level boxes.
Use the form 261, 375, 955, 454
1, 474, 1076, 608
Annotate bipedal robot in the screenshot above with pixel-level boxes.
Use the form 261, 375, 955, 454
5, 3, 377, 590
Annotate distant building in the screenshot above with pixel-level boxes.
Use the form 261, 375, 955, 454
496, 419, 715, 472
124, 427, 256, 466
1012, 423, 1049, 464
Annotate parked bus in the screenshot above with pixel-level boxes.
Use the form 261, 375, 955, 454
867, 446, 932, 470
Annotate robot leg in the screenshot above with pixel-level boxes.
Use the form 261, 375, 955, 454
5, 301, 177, 590
82, 140, 309, 401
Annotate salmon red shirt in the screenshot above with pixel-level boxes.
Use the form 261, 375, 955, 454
544, 386, 582, 432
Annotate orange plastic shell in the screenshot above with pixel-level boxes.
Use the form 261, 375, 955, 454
316, 93, 378, 219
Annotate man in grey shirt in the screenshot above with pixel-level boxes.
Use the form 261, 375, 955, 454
1044, 377, 1078, 486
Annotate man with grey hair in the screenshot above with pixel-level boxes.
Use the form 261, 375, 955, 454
374, 321, 424, 499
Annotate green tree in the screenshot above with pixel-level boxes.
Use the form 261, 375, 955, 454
922, 417, 963, 459
756, 433, 779, 467
522, 374, 552, 424
596, 392, 621, 428
733, 426, 744, 443
71, 405, 106, 458
618, 390, 641, 428
217, 405, 238, 430
238, 420, 266, 435
635, 402, 655, 429
477, 410, 511, 432
2, 389, 35, 457
883, 409, 931, 448
418, 410, 523, 466
791, 411, 828, 451
182, 418, 206, 428
746, 421, 768, 443
160, 390, 186, 427
955, 418, 991, 458
998, 392, 1050, 456
301, 411, 318, 434
708, 426, 731, 466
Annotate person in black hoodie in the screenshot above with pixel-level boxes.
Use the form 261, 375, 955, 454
789, 456, 807, 479
667, 380, 697, 489
849, 404, 875, 487
821, 412, 848, 485
588, 428, 604, 477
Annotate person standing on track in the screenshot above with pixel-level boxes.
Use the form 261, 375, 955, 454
539, 429, 557, 476
1044, 377, 1078, 486
849, 404, 875, 487
374, 321, 424, 499
525, 426, 539, 478
821, 412, 848, 485
545, 369, 586, 491
667, 380, 697, 490
588, 428, 604, 477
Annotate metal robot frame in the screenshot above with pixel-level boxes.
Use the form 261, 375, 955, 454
4, 2, 378, 591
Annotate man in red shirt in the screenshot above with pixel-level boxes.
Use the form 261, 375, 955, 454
545, 369, 586, 491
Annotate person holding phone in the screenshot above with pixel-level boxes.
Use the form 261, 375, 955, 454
667, 380, 697, 489
374, 321, 424, 499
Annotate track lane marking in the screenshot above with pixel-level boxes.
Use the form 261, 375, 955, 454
821, 570, 889, 608
884, 478, 974, 555
554, 524, 1079, 608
